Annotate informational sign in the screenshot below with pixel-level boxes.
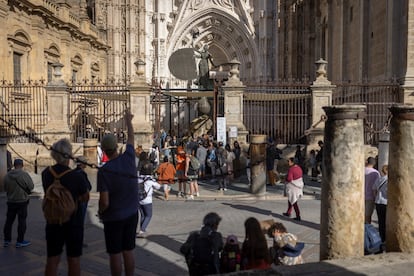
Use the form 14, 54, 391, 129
217, 117, 226, 145
228, 126, 238, 138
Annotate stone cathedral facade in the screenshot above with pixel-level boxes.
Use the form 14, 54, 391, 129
2, 0, 414, 144
2, 0, 412, 86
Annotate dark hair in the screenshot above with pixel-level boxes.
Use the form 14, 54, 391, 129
225, 144, 231, 151
163, 156, 169, 162
367, 157, 376, 165
242, 217, 270, 265
140, 162, 153, 175
289, 157, 296, 163
203, 212, 222, 228
267, 222, 287, 238
318, 140, 324, 146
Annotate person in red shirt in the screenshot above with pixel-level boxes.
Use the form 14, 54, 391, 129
283, 158, 304, 221
175, 146, 187, 197
157, 156, 176, 200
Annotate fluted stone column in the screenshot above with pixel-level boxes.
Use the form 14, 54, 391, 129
387, 105, 414, 253
250, 134, 267, 196
320, 105, 366, 260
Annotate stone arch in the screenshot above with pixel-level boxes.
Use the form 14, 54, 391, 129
167, 7, 259, 82
44, 43, 61, 62
7, 29, 32, 53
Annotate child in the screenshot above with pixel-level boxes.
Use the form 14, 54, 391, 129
220, 235, 241, 273
267, 222, 304, 266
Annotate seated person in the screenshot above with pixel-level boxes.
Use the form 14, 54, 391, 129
267, 222, 304, 266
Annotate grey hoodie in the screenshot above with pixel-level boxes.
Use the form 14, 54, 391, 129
4, 169, 34, 203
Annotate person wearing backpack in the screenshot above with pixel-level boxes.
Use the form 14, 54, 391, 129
137, 163, 161, 238
41, 138, 90, 276
180, 212, 224, 275
157, 156, 176, 200
97, 110, 138, 276
185, 150, 200, 200
220, 235, 241, 273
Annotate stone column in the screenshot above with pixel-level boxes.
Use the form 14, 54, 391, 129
377, 131, 390, 171
320, 105, 366, 260
83, 139, 98, 166
0, 138, 7, 192
130, 77, 153, 150
250, 134, 267, 196
308, 59, 335, 147
83, 138, 98, 192
43, 63, 71, 145
222, 60, 248, 145
387, 105, 414, 253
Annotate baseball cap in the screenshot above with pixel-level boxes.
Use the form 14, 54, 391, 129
101, 134, 118, 151
13, 159, 23, 167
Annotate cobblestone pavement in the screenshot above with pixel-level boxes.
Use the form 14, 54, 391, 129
0, 175, 322, 276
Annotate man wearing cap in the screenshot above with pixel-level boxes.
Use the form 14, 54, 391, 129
3, 159, 34, 248
97, 110, 138, 276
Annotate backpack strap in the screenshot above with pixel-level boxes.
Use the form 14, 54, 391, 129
48, 166, 72, 180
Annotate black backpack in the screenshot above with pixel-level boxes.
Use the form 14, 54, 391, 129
180, 231, 215, 275
149, 151, 156, 164
138, 176, 152, 201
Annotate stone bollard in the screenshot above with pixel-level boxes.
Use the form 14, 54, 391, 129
320, 105, 366, 260
387, 105, 414, 253
0, 138, 7, 192
249, 135, 267, 196
83, 139, 98, 166
83, 138, 98, 191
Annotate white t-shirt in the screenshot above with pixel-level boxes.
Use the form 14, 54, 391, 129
138, 176, 161, 205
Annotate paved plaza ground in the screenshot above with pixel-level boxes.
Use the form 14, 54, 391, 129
0, 172, 322, 275
2, 172, 412, 276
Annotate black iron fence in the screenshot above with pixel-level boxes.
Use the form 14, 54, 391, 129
244, 81, 312, 144
0, 79, 48, 142
68, 80, 130, 143
0, 78, 403, 146
332, 81, 402, 145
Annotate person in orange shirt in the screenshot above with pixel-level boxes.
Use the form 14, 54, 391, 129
157, 156, 176, 200
175, 146, 187, 197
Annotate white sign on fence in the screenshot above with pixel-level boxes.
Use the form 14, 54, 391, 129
217, 117, 226, 145
229, 126, 238, 138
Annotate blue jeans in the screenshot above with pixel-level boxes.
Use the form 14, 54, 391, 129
3, 201, 29, 242
138, 203, 153, 232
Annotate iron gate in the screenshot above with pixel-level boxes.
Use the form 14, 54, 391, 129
68, 80, 130, 143
244, 82, 312, 144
